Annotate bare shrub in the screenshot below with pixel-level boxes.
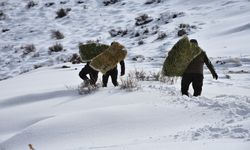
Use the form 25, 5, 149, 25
157, 12, 184, 24
26, 1, 37, 9
145, 0, 162, 4
103, 0, 119, 6
120, 73, 140, 91
45, 2, 55, 7
69, 53, 82, 64
177, 29, 187, 36
78, 82, 100, 95
132, 55, 145, 61
21, 44, 36, 55
131, 69, 177, 83
0, 10, 6, 20
109, 28, 128, 37
135, 14, 153, 26
138, 40, 144, 45
2, 28, 10, 32
225, 74, 231, 79
55, 8, 70, 18
77, 0, 85, 4
134, 69, 146, 81
51, 30, 64, 39
147, 71, 161, 81
159, 76, 178, 84
177, 23, 197, 37
49, 43, 63, 53
156, 31, 167, 40
60, 1, 68, 4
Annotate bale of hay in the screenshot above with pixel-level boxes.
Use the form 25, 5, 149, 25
90, 42, 127, 74
79, 42, 109, 62
162, 36, 202, 76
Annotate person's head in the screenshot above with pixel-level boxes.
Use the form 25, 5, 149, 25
190, 39, 198, 45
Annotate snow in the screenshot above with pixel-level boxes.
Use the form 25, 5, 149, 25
0, 0, 250, 150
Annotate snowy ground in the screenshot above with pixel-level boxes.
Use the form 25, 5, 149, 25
0, 62, 250, 150
0, 0, 250, 150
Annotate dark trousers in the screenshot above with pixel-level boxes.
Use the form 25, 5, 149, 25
181, 73, 203, 96
102, 67, 118, 87
79, 67, 98, 84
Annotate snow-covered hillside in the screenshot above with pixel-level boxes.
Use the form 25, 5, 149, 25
1, 0, 250, 80
0, 0, 250, 150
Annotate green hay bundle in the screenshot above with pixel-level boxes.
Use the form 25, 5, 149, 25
79, 42, 109, 62
90, 42, 127, 74
162, 36, 202, 76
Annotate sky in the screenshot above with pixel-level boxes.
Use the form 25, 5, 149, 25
0, 0, 250, 150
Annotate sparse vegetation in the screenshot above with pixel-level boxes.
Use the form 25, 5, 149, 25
51, 30, 64, 39
33, 64, 43, 69
103, 0, 119, 6
49, 43, 63, 53
138, 40, 144, 45
177, 29, 187, 36
159, 76, 178, 84
124, 69, 177, 84
177, 23, 197, 36
0, 10, 6, 20
26, 1, 37, 9
135, 14, 153, 26
148, 71, 161, 81
21, 44, 36, 55
156, 31, 167, 40
157, 12, 185, 24
120, 73, 140, 91
78, 82, 100, 95
109, 28, 128, 37
2, 28, 10, 32
69, 53, 82, 64
133, 69, 147, 81
77, 0, 85, 4
145, 0, 162, 5
225, 74, 231, 79
60, 1, 68, 5
132, 55, 145, 61
55, 8, 70, 18
45, 2, 55, 7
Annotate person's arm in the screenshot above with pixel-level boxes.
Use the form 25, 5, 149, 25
204, 52, 218, 79
120, 60, 125, 76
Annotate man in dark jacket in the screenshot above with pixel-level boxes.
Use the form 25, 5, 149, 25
102, 60, 125, 87
79, 62, 99, 85
181, 39, 218, 96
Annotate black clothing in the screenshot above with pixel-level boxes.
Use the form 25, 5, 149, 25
79, 62, 98, 84
184, 51, 217, 76
181, 73, 203, 96
181, 51, 217, 96
102, 60, 125, 87
102, 67, 118, 87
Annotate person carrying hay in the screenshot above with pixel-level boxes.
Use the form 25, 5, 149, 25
162, 36, 218, 96
181, 39, 218, 96
89, 41, 127, 87
78, 42, 109, 86
102, 42, 126, 87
